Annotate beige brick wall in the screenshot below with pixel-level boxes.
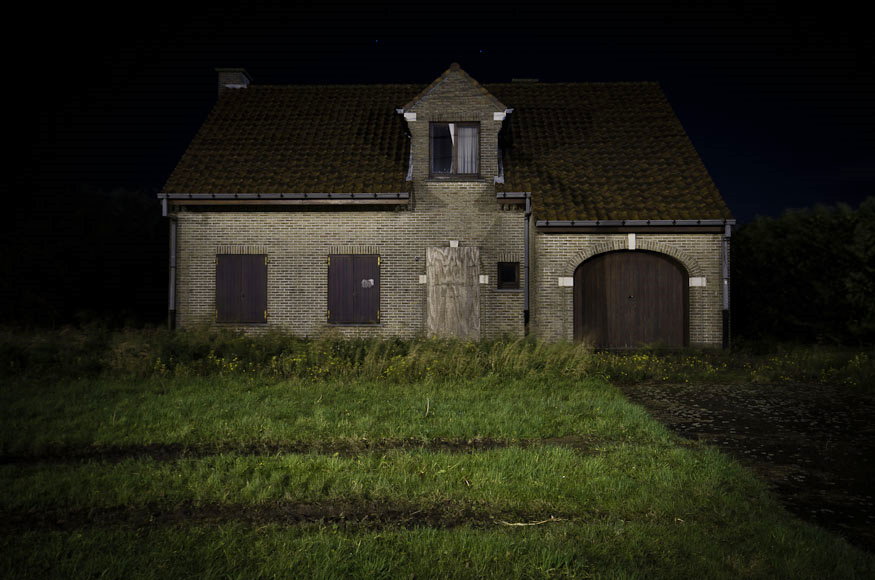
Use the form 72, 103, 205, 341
174, 181, 525, 338
531, 233, 725, 346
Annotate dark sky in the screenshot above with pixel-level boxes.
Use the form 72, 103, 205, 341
23, 2, 874, 223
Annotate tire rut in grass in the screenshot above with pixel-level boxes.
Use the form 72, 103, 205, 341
1, 500, 579, 532
0, 436, 601, 465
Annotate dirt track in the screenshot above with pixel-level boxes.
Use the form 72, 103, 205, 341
618, 381, 875, 552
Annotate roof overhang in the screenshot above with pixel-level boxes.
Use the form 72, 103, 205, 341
536, 218, 736, 234
495, 191, 530, 204
158, 192, 409, 216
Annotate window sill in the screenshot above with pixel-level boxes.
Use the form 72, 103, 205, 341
327, 323, 383, 327
426, 175, 486, 182
495, 288, 523, 293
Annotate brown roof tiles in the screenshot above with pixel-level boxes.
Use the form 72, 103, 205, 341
488, 82, 732, 220
163, 80, 731, 220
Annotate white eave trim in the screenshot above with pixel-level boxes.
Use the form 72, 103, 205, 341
493, 108, 514, 121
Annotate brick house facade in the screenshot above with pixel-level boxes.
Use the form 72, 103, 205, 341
160, 64, 734, 347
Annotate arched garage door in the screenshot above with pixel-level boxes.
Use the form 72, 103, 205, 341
573, 251, 688, 348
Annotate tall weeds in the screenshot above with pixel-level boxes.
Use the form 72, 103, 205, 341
2, 327, 872, 388
0, 327, 593, 382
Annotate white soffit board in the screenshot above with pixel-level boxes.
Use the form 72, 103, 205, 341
493, 111, 506, 121
404, 112, 417, 121
689, 277, 707, 287
558, 277, 574, 287
627, 233, 636, 250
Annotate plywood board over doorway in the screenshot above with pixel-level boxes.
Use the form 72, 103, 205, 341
426, 247, 480, 339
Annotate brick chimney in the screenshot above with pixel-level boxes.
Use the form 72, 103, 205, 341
215, 68, 252, 95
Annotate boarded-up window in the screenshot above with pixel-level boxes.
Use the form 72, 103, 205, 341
216, 254, 267, 323
328, 254, 380, 324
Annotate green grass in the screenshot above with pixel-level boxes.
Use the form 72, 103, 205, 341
3, 522, 867, 579
2, 368, 873, 578
2, 445, 747, 513
0, 375, 654, 452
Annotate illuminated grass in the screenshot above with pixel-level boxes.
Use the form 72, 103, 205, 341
2, 369, 873, 577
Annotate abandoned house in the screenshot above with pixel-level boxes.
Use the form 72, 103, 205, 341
158, 63, 735, 348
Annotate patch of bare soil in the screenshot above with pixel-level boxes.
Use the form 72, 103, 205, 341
618, 381, 875, 552
0, 436, 600, 465
1, 500, 578, 532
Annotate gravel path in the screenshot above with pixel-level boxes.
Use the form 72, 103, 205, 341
618, 382, 875, 553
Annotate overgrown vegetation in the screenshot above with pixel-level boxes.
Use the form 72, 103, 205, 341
732, 196, 875, 344
2, 326, 873, 389
2, 331, 873, 577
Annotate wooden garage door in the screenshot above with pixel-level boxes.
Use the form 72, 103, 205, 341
574, 251, 687, 348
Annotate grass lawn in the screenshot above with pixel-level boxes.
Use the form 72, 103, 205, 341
2, 371, 873, 578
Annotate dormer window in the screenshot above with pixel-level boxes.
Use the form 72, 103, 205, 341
430, 122, 479, 175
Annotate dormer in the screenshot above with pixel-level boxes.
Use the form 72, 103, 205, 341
398, 63, 511, 183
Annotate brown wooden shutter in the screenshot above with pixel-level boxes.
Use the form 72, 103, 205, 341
216, 254, 266, 323
328, 254, 354, 324
216, 255, 241, 323
354, 255, 380, 323
240, 254, 267, 323
328, 254, 379, 324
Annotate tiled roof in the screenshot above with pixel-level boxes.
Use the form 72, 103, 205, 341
163, 81, 731, 220
163, 85, 416, 194
487, 82, 731, 220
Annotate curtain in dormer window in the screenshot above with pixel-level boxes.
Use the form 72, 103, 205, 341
430, 122, 479, 175
456, 125, 479, 174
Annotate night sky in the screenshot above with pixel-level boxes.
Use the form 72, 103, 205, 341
22, 2, 874, 224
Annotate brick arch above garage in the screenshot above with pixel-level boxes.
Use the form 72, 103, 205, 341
563, 238, 705, 277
